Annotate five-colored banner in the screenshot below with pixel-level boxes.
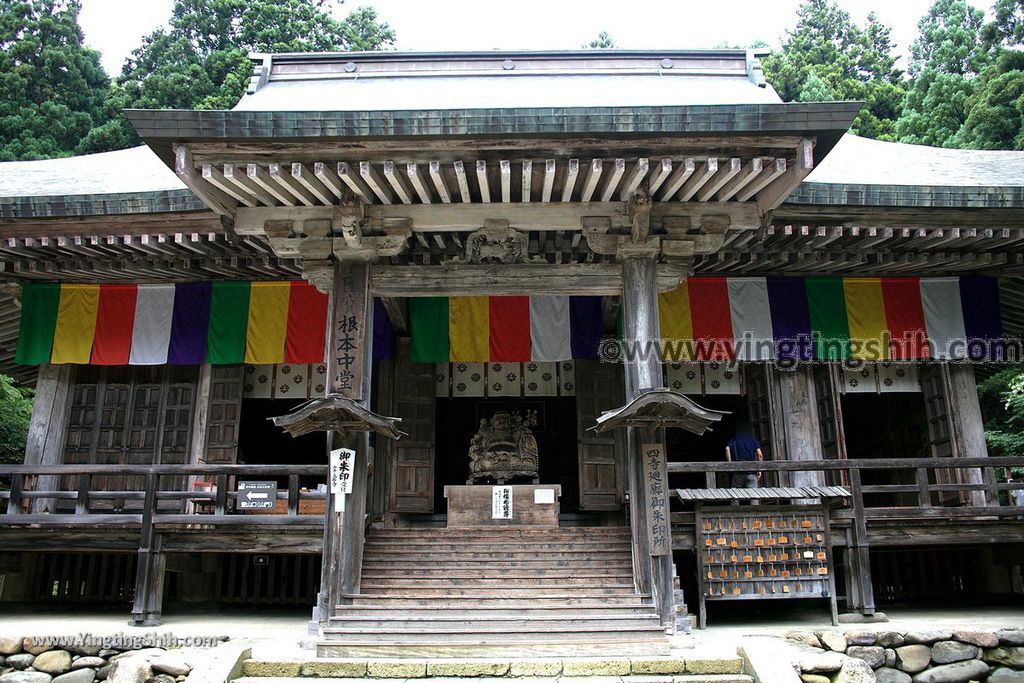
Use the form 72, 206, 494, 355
658, 276, 1002, 361
16, 281, 395, 366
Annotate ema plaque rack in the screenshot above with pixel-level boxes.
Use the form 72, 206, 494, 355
694, 503, 838, 628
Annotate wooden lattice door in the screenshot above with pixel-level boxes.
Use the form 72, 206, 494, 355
389, 356, 436, 513
576, 360, 625, 511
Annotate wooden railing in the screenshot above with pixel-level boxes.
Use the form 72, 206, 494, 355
0, 464, 329, 528
667, 456, 1024, 518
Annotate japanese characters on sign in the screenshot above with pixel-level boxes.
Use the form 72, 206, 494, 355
330, 268, 368, 401
491, 486, 513, 519
642, 443, 670, 556
330, 447, 356, 512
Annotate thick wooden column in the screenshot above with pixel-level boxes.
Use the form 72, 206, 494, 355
621, 256, 675, 630
24, 364, 72, 513
943, 364, 993, 506
313, 260, 374, 633
772, 366, 827, 488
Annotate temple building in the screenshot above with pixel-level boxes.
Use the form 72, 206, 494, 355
0, 50, 1022, 655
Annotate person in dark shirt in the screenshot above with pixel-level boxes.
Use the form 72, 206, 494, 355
725, 421, 763, 488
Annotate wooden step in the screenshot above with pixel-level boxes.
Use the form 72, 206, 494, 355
332, 605, 656, 617
360, 567, 632, 578
322, 622, 667, 638
358, 576, 634, 587
343, 594, 653, 607
361, 550, 631, 561
355, 587, 639, 597
364, 542, 631, 552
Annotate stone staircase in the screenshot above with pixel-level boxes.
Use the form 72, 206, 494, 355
317, 526, 670, 657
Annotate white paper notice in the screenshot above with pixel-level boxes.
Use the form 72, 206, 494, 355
492, 486, 513, 519
330, 448, 356, 512
534, 488, 555, 504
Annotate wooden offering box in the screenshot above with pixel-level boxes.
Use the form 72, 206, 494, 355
445, 484, 561, 527
695, 504, 838, 628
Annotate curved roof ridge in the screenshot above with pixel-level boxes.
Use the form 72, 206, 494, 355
805, 134, 1024, 187
0, 145, 186, 198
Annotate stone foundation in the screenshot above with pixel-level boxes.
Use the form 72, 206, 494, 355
787, 628, 1024, 683
0, 636, 202, 683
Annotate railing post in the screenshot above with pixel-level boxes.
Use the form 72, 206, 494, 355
916, 467, 933, 508
287, 474, 300, 516
75, 473, 90, 515
982, 465, 1000, 507
215, 474, 227, 516
130, 472, 165, 626
7, 474, 24, 516
705, 471, 717, 489
848, 468, 876, 615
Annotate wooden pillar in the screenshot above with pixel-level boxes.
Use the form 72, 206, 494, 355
130, 473, 165, 626
313, 260, 374, 633
943, 364, 993, 506
24, 364, 72, 513
621, 256, 675, 630
772, 367, 827, 489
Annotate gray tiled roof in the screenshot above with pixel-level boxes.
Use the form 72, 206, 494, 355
0, 146, 184, 197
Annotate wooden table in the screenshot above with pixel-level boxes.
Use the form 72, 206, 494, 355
444, 484, 561, 527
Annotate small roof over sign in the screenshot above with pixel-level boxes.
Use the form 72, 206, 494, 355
591, 388, 730, 435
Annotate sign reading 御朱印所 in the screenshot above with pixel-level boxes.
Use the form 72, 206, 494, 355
237, 481, 277, 510
330, 447, 356, 512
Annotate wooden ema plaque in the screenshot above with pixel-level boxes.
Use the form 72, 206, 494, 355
694, 504, 838, 628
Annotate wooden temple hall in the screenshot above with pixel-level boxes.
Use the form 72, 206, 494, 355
1, 50, 1024, 654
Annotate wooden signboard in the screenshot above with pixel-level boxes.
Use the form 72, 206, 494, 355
641, 443, 670, 556
329, 266, 369, 401
694, 504, 838, 628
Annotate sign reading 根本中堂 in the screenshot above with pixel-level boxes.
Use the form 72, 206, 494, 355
330, 267, 368, 401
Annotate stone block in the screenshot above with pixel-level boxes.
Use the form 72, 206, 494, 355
630, 657, 685, 675
238, 661, 301, 678
800, 675, 830, 683
799, 652, 846, 674
895, 645, 932, 674
107, 659, 150, 683
788, 632, 822, 648
878, 633, 906, 649
147, 654, 190, 678
0, 673, 53, 683
683, 657, 743, 675
835, 657, 874, 683
846, 632, 878, 646
996, 630, 1024, 647
32, 653, 72, 676
6, 656, 34, 672
884, 649, 896, 668
0, 640, 22, 657
21, 641, 53, 657
985, 647, 1024, 669
951, 631, 998, 649
366, 660, 427, 678
69, 661, 103, 673
560, 658, 630, 677
875, 668, 911, 683
904, 631, 952, 646
930, 641, 977, 664
51, 670, 95, 683
817, 632, 848, 653
509, 660, 562, 677
426, 660, 509, 677
910, 659, 989, 682
846, 646, 885, 669
299, 660, 368, 678
989, 667, 1024, 682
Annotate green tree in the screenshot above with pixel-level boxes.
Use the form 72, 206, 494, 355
583, 31, 615, 49
0, 0, 110, 160
896, 0, 991, 147
762, 1, 905, 140
798, 71, 832, 101
80, 1, 395, 153
978, 368, 1024, 477
0, 375, 32, 468
954, 49, 1024, 149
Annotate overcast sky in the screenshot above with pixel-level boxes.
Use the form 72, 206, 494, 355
79, 0, 941, 75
